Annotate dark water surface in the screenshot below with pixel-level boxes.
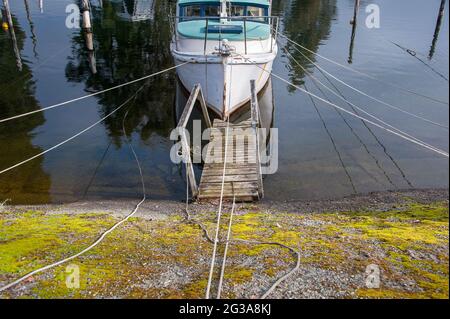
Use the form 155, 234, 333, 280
0, 0, 448, 204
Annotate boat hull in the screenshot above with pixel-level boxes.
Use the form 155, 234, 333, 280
172, 50, 276, 118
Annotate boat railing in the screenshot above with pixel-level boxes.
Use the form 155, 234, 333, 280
170, 16, 279, 55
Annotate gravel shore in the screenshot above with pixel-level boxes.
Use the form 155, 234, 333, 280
0, 188, 448, 299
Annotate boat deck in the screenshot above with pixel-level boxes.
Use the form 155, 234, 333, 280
197, 118, 263, 202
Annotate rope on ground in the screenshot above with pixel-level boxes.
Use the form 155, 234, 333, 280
236, 53, 449, 158
216, 193, 236, 299
277, 32, 449, 106
286, 43, 448, 129
0, 85, 147, 293
0, 62, 190, 124
205, 116, 231, 299
181, 82, 301, 299
282, 47, 446, 154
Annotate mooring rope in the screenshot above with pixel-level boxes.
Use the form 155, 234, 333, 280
183, 171, 301, 299
0, 62, 190, 124
235, 52, 448, 158
287, 43, 448, 129
277, 32, 449, 106
0, 85, 147, 294
283, 48, 445, 154
216, 193, 236, 299
0, 85, 143, 175
390, 41, 449, 82
205, 108, 232, 300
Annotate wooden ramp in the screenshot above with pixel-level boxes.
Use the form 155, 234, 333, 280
176, 81, 264, 202
197, 118, 263, 201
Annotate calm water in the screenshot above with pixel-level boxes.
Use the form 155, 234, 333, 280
0, 0, 448, 204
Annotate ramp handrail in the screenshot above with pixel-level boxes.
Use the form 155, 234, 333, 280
250, 80, 264, 199
176, 83, 212, 198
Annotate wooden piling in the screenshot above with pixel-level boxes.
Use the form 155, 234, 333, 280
2, 0, 22, 71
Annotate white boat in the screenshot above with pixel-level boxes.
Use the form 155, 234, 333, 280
170, 0, 278, 118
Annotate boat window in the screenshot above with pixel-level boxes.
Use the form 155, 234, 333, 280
183, 5, 201, 17
230, 5, 245, 17
204, 5, 220, 17
247, 6, 264, 17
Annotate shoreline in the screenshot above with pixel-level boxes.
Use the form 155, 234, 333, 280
3, 188, 448, 217
0, 188, 448, 299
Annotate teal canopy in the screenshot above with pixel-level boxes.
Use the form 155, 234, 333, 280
178, 19, 270, 41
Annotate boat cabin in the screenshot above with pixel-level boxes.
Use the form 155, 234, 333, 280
175, 0, 272, 41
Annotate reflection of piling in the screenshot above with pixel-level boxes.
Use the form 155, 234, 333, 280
81, 0, 92, 32
350, 0, 360, 25
348, 0, 359, 64
39, 0, 43, 13
81, 0, 97, 74
348, 19, 357, 64
429, 0, 446, 60
24, 0, 38, 58
2, 0, 22, 71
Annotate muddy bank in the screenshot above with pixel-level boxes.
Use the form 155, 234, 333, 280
0, 188, 448, 299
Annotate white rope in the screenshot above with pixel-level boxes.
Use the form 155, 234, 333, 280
0, 62, 190, 123
0, 86, 147, 293
216, 193, 235, 299
287, 43, 448, 129
205, 118, 231, 299
277, 32, 449, 106
236, 53, 448, 157
183, 173, 301, 299
0, 85, 147, 175
283, 48, 446, 154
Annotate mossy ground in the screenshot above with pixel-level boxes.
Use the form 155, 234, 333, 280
0, 200, 448, 299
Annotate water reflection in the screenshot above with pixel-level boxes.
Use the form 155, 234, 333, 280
0, 0, 447, 204
281, 0, 337, 86
110, 0, 156, 22
0, 11, 50, 204
65, 0, 173, 146
429, 0, 447, 60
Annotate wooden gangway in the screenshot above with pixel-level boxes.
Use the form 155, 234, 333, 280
176, 80, 264, 202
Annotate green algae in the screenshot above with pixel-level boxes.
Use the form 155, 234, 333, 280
0, 201, 448, 299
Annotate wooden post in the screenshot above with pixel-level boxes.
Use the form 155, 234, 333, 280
250, 80, 264, 199
250, 80, 259, 128
429, 0, 446, 59
2, 0, 22, 71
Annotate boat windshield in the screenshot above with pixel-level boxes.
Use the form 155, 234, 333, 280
180, 2, 268, 21
182, 4, 220, 17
